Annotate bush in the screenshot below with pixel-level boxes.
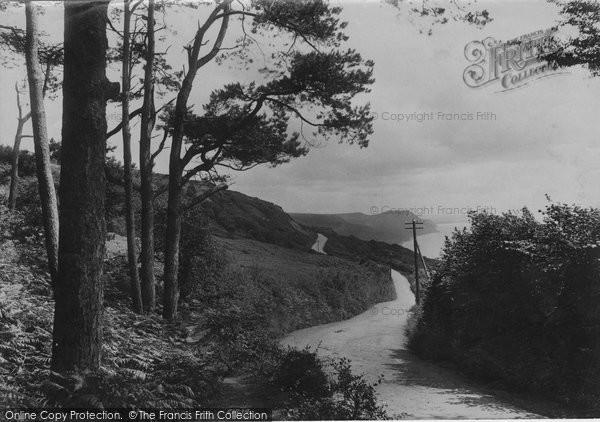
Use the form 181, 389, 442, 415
178, 215, 227, 302
274, 348, 330, 399
0, 145, 37, 183
13, 177, 44, 237
407, 204, 600, 411
284, 354, 387, 420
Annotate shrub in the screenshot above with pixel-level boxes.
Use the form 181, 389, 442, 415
0, 145, 37, 183
285, 354, 387, 420
274, 348, 331, 399
13, 177, 44, 236
178, 216, 227, 302
407, 204, 600, 410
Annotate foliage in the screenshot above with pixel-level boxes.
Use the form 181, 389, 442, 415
49, 138, 60, 164
154, 0, 375, 197
386, 0, 492, 35
407, 204, 600, 411
0, 211, 224, 407
177, 235, 394, 374
321, 227, 438, 285
0, 175, 48, 250
105, 156, 141, 236
0, 172, 394, 414
197, 187, 315, 250
284, 354, 387, 420
106, 0, 183, 101
12, 176, 44, 239
548, 1, 600, 75
0, 145, 37, 182
0, 202, 54, 407
177, 209, 227, 302
273, 347, 331, 400
0, 16, 63, 99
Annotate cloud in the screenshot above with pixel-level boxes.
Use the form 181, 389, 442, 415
3, 0, 600, 217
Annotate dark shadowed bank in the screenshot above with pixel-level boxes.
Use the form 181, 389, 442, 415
405, 206, 600, 417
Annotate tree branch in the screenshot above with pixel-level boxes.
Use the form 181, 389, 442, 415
0, 24, 24, 34
151, 128, 169, 162
41, 60, 51, 96
215, 9, 320, 52
106, 107, 143, 139
106, 15, 123, 38
15, 83, 23, 120
214, 160, 267, 172
130, 0, 144, 14
182, 183, 228, 212
265, 96, 326, 127
186, 2, 228, 70
196, 7, 231, 69
182, 143, 224, 184
181, 161, 212, 185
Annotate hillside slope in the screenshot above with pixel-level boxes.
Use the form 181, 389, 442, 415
108, 174, 317, 251
198, 189, 314, 250
212, 236, 396, 334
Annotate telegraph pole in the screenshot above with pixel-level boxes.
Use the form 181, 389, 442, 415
405, 220, 423, 304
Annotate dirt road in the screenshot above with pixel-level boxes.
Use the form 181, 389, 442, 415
281, 270, 541, 419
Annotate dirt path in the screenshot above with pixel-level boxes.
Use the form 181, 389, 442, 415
281, 270, 541, 419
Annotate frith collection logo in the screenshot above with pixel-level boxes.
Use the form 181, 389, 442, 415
463, 27, 562, 91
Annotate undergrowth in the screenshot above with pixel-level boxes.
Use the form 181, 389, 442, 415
1, 197, 389, 417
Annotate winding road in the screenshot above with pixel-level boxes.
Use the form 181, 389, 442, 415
281, 270, 541, 419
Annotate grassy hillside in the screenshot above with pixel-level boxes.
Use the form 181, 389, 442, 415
213, 236, 396, 334
198, 189, 314, 250
104, 172, 317, 251
290, 211, 437, 245
317, 228, 437, 293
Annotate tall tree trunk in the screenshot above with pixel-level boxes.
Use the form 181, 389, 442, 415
139, 0, 156, 312
162, 2, 230, 320
25, 0, 59, 281
162, 77, 193, 321
51, 0, 113, 373
7, 119, 24, 209
162, 146, 183, 321
122, 0, 143, 313
7, 90, 30, 210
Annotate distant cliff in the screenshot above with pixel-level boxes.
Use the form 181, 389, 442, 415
290, 211, 437, 245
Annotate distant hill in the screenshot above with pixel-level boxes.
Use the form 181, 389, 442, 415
289, 211, 437, 245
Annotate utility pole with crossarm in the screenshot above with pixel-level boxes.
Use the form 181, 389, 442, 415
405, 220, 424, 304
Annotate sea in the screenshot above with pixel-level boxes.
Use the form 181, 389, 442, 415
402, 222, 468, 259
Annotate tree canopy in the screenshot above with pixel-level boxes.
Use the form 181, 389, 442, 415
161, 0, 375, 188
549, 0, 600, 74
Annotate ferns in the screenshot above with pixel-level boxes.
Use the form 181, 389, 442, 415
0, 223, 54, 407
122, 368, 147, 381
0, 213, 223, 409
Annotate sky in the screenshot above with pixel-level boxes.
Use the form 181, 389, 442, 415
1, 0, 599, 224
